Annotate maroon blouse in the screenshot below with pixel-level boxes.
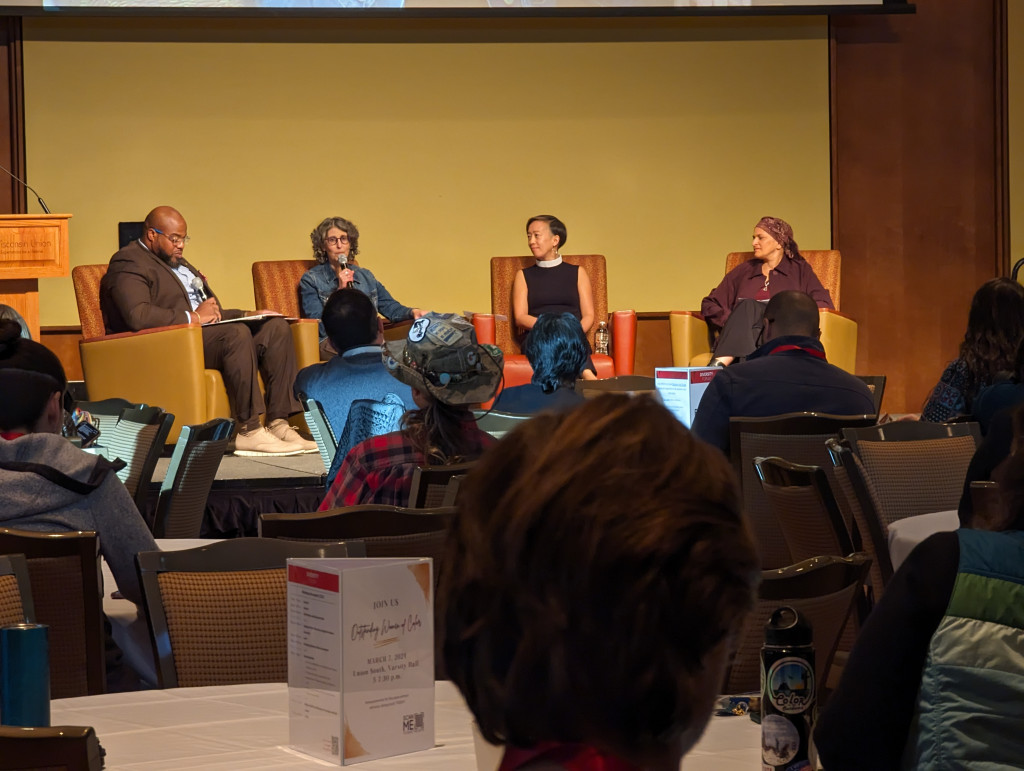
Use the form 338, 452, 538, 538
699, 256, 833, 328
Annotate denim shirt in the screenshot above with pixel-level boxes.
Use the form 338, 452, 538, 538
299, 261, 414, 341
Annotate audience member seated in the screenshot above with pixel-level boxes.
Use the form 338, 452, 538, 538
0, 304, 30, 339
441, 394, 759, 771
958, 338, 1024, 526
491, 312, 587, 415
921, 277, 1024, 422
101, 205, 317, 457
300, 216, 422, 358
294, 288, 416, 484
0, 320, 157, 605
319, 313, 501, 509
691, 290, 874, 454
701, 216, 833, 367
816, 407, 1024, 769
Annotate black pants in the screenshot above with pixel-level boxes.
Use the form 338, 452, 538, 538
712, 299, 768, 360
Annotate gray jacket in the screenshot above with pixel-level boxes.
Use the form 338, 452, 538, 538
0, 433, 158, 605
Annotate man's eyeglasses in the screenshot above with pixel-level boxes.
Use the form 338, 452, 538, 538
326, 235, 350, 246
152, 228, 191, 246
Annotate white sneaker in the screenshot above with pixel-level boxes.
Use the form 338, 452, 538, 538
267, 419, 319, 454
234, 427, 307, 457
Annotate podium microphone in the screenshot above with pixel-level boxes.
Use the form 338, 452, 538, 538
0, 162, 50, 214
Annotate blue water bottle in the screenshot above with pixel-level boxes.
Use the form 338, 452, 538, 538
0, 623, 51, 727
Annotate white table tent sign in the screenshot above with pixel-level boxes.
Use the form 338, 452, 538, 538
287, 557, 435, 765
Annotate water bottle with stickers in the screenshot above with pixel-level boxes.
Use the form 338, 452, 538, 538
761, 606, 815, 771
594, 321, 610, 355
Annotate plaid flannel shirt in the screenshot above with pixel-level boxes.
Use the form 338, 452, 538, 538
319, 425, 495, 510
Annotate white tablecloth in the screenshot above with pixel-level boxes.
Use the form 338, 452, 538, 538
50, 682, 761, 770
887, 509, 960, 572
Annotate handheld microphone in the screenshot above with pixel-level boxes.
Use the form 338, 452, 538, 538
190, 276, 208, 302
0, 162, 50, 214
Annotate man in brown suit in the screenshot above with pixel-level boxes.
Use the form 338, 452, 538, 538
100, 206, 317, 456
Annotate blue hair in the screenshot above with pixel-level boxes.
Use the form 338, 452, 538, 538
526, 313, 590, 393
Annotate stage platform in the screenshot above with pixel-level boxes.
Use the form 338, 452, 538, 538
143, 452, 327, 538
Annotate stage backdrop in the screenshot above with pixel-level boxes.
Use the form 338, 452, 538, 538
24, 16, 830, 328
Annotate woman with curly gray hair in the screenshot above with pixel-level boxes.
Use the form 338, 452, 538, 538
299, 216, 423, 357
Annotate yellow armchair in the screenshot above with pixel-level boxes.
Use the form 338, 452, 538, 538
670, 250, 858, 373
73, 264, 318, 442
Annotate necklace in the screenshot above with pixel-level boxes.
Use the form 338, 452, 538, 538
763, 272, 770, 292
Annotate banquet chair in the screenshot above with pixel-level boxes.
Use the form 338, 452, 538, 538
0, 725, 103, 771
840, 422, 981, 528
259, 505, 453, 544
669, 250, 858, 373
729, 412, 876, 568
72, 263, 318, 443
299, 392, 338, 475
333, 393, 407, 484
259, 505, 453, 678
842, 419, 981, 452
102, 405, 175, 514
136, 538, 366, 688
472, 255, 637, 389
0, 529, 104, 697
251, 259, 414, 343
754, 457, 854, 563
151, 418, 234, 539
409, 461, 477, 508
0, 553, 35, 627
576, 374, 656, 398
73, 397, 139, 435
855, 375, 887, 415
825, 438, 894, 602
723, 553, 871, 698
474, 409, 532, 440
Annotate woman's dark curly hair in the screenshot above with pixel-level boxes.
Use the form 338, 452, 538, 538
440, 394, 759, 760
310, 216, 360, 264
958, 278, 1024, 404
526, 312, 589, 393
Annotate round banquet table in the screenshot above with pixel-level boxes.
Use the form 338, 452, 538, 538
50, 681, 762, 770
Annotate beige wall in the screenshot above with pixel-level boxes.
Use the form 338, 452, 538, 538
25, 17, 830, 328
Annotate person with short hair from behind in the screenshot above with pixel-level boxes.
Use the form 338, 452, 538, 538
294, 288, 416, 485
441, 394, 759, 771
0, 320, 157, 605
816, 404, 1024, 769
318, 313, 502, 509
491, 312, 587, 415
691, 289, 875, 455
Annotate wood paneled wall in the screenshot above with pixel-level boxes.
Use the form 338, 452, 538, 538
0, 17, 22, 213
830, 0, 1007, 414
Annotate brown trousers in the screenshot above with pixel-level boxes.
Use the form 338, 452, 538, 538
201, 316, 300, 432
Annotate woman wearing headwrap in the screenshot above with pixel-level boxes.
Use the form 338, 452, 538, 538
701, 216, 834, 366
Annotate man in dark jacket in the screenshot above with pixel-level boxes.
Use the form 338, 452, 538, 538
100, 206, 315, 456
691, 290, 875, 454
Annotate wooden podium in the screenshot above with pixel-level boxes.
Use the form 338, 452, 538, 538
0, 214, 71, 341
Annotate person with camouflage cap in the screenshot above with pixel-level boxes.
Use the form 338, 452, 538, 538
318, 313, 503, 509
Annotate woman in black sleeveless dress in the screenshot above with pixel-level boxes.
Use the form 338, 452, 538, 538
512, 215, 595, 345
